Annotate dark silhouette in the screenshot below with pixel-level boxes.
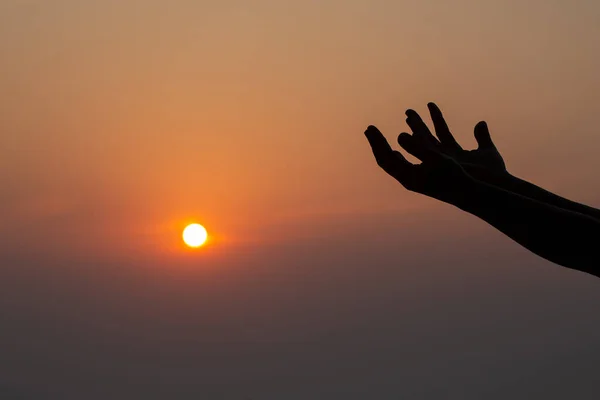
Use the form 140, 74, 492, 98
365, 102, 600, 278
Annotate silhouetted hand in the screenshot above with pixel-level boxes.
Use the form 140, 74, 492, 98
365, 102, 507, 203
412, 103, 506, 178
364, 124, 474, 205
364, 102, 600, 278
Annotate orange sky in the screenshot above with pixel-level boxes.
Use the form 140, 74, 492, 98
1, 0, 599, 262
1, 1, 600, 398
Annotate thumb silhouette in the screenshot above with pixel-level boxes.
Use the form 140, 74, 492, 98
474, 121, 496, 150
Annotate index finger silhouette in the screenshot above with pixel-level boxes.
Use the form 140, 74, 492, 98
406, 109, 439, 145
365, 125, 393, 154
365, 125, 402, 172
427, 102, 462, 150
365, 125, 414, 176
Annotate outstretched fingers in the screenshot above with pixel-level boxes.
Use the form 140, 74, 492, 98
474, 121, 496, 150
397, 132, 443, 163
406, 109, 439, 146
427, 102, 462, 150
364, 125, 411, 175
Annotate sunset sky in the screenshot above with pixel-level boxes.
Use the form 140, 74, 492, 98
1, 1, 600, 398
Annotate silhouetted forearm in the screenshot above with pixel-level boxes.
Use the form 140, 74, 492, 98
453, 178, 600, 278
467, 169, 600, 222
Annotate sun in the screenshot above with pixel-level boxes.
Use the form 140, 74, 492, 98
182, 223, 208, 248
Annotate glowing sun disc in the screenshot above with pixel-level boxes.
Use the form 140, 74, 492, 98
183, 224, 208, 248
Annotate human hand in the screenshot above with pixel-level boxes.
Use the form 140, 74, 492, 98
409, 103, 506, 178
364, 124, 475, 206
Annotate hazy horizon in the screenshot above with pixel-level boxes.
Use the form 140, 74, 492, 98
1, 1, 599, 399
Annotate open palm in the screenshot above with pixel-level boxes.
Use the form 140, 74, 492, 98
407, 103, 506, 177
364, 125, 474, 205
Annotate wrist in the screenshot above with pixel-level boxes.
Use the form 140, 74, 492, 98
467, 166, 512, 187
448, 175, 480, 212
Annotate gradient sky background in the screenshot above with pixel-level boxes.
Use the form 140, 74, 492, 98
1, 0, 600, 399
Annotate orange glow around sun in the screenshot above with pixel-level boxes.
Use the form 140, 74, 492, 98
182, 223, 208, 248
